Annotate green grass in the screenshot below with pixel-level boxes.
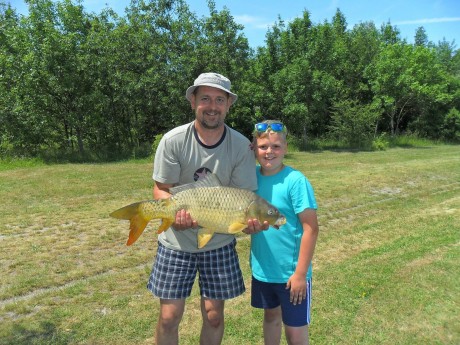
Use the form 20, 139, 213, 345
0, 145, 459, 344
0, 157, 46, 172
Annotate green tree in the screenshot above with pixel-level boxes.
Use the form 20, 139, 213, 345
0, 3, 21, 155
414, 26, 428, 47
196, 1, 252, 131
348, 22, 381, 102
3, 1, 458, 159
440, 107, 460, 142
435, 38, 457, 74
380, 21, 400, 44
329, 99, 381, 147
3, 0, 65, 155
368, 43, 451, 136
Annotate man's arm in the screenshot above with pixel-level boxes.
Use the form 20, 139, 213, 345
153, 181, 173, 199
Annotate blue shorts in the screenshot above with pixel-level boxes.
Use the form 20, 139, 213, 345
251, 276, 312, 327
147, 239, 245, 300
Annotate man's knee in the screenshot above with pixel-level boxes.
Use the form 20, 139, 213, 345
158, 301, 185, 331
202, 299, 225, 329
204, 309, 223, 328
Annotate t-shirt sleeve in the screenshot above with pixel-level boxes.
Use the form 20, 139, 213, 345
152, 135, 180, 184
290, 175, 318, 213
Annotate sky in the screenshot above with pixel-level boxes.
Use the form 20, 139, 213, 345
7, 0, 460, 49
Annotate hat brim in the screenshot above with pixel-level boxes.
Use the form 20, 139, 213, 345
186, 84, 238, 104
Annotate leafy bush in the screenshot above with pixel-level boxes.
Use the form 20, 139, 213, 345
441, 108, 460, 142
371, 133, 390, 151
151, 134, 164, 158
329, 100, 381, 148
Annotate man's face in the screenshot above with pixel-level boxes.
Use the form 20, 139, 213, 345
191, 86, 232, 130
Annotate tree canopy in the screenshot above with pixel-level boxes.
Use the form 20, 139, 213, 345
1, 0, 459, 160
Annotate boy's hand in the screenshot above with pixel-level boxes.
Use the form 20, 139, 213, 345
286, 273, 307, 305
243, 219, 270, 234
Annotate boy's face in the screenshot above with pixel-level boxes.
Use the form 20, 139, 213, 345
255, 132, 287, 176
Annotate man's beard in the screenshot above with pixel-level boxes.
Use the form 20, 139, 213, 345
199, 115, 222, 129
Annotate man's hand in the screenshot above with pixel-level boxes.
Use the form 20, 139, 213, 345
243, 219, 270, 234
172, 209, 198, 230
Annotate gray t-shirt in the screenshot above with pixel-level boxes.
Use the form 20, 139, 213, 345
153, 121, 257, 252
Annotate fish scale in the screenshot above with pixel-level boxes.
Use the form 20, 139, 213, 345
172, 187, 257, 228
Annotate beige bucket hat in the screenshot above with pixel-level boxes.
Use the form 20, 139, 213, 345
185, 72, 238, 104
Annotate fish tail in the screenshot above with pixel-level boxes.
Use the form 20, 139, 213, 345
110, 202, 150, 245
110, 200, 174, 245
126, 213, 149, 246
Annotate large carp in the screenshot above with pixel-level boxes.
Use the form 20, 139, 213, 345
110, 174, 286, 248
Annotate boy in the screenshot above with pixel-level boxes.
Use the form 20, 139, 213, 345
251, 120, 319, 345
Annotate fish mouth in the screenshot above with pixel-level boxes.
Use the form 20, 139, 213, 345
274, 216, 286, 229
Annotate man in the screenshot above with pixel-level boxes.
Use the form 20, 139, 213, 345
148, 72, 266, 345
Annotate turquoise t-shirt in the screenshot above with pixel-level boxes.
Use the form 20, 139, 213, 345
250, 165, 317, 283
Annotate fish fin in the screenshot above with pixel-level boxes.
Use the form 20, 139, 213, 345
228, 222, 248, 234
169, 174, 222, 194
110, 202, 150, 246
126, 214, 149, 246
197, 228, 215, 249
110, 202, 143, 220
157, 219, 174, 234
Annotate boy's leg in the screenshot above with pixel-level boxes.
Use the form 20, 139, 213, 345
263, 306, 282, 345
280, 278, 312, 345
284, 325, 309, 345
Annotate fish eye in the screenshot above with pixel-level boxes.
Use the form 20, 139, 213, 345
268, 209, 274, 215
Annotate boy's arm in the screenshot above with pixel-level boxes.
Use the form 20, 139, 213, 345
286, 208, 319, 305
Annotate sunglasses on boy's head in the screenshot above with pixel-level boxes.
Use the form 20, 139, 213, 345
254, 122, 285, 133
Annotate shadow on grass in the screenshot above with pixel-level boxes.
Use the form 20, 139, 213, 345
2, 321, 75, 345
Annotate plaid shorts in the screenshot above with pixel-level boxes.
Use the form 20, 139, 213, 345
147, 239, 245, 300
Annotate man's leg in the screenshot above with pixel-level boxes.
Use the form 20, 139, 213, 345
155, 298, 186, 345
196, 240, 245, 345
200, 298, 225, 345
